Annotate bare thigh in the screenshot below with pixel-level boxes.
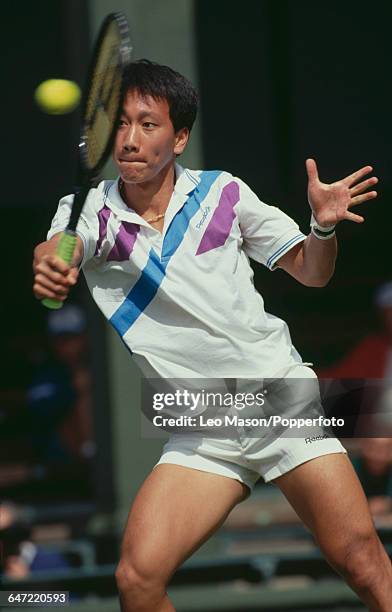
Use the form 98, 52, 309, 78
274, 453, 376, 560
119, 464, 248, 584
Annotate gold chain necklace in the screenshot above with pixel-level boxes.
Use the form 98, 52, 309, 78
119, 179, 165, 225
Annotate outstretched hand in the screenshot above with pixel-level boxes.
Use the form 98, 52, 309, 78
306, 158, 378, 227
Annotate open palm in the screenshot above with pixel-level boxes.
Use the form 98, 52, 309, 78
306, 158, 378, 227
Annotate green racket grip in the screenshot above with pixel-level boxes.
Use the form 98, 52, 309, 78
42, 231, 78, 310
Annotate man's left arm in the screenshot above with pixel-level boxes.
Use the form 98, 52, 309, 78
277, 158, 378, 287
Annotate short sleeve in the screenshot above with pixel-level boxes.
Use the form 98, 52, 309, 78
236, 178, 306, 270
47, 188, 99, 267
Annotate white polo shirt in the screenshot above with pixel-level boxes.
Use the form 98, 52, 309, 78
48, 164, 307, 378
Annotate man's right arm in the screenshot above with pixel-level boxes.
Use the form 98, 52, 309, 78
33, 233, 84, 302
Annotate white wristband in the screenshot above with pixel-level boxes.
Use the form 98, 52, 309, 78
311, 225, 336, 240
310, 213, 336, 232
310, 213, 336, 240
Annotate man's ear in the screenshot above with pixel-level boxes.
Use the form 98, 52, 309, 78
174, 127, 190, 156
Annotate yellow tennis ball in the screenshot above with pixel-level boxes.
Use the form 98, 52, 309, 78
34, 79, 81, 115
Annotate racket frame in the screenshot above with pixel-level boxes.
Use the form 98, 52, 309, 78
42, 12, 132, 309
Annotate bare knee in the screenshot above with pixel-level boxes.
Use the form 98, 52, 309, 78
115, 560, 167, 610
115, 560, 146, 594
328, 532, 388, 591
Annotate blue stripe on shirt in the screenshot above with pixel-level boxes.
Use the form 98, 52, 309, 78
110, 248, 167, 337
267, 234, 305, 269
162, 170, 222, 260
110, 170, 222, 337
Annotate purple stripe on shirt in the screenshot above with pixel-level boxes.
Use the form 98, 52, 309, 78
196, 181, 240, 255
107, 221, 140, 262
94, 205, 111, 256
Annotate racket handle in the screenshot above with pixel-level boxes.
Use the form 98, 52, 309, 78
42, 231, 78, 310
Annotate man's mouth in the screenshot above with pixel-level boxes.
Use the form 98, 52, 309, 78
119, 159, 146, 164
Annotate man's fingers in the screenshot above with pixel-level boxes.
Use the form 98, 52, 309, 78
349, 190, 378, 207
343, 210, 365, 223
343, 165, 373, 187
34, 259, 74, 284
44, 254, 73, 273
349, 176, 378, 197
33, 256, 79, 301
33, 269, 76, 300
34, 273, 70, 296
34, 266, 70, 288
34, 288, 67, 301
68, 267, 79, 285
33, 254, 71, 275
306, 158, 319, 182
33, 281, 67, 301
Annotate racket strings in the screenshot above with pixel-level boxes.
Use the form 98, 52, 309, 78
84, 20, 125, 170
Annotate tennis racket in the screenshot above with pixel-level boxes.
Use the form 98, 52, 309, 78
43, 12, 132, 309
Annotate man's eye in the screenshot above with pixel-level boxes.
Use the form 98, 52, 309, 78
118, 119, 127, 127
143, 122, 156, 129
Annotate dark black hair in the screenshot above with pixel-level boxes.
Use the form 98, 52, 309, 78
121, 59, 198, 133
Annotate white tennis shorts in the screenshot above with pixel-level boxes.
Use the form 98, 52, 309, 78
155, 364, 347, 491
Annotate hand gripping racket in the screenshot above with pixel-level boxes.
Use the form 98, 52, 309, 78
43, 12, 132, 309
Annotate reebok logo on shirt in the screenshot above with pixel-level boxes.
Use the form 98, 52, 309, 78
195, 206, 211, 229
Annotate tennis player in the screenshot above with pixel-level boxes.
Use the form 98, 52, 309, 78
33, 60, 392, 610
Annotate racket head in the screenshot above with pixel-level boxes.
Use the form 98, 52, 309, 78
80, 12, 132, 176
43, 13, 132, 310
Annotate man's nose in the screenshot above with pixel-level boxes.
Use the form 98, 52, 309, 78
123, 126, 140, 151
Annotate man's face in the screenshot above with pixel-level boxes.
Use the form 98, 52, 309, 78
113, 89, 189, 185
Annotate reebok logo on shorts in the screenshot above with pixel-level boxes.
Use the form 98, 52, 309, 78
305, 434, 330, 444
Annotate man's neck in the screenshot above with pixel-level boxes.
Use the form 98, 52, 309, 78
121, 163, 176, 219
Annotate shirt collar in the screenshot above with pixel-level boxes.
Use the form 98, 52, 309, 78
174, 163, 201, 195
105, 163, 200, 224
104, 179, 144, 225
